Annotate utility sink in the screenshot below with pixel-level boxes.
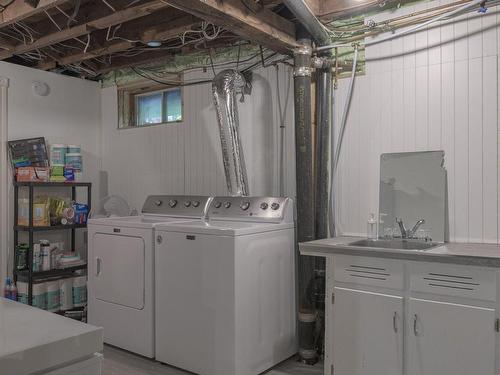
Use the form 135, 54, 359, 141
348, 238, 439, 251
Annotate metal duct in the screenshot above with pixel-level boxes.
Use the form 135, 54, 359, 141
212, 69, 251, 196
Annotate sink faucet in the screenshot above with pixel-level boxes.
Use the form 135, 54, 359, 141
396, 218, 425, 239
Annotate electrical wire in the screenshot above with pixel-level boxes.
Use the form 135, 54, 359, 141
317, 0, 486, 52
330, 45, 359, 236
101, 0, 116, 12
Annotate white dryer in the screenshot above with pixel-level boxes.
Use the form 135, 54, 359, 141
87, 195, 212, 358
155, 196, 297, 375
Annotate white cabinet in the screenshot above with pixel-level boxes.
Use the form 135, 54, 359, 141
408, 298, 496, 375
332, 287, 403, 375
327, 256, 498, 375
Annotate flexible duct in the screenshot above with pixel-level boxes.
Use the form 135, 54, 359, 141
212, 69, 251, 196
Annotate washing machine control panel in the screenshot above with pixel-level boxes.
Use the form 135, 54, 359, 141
208, 197, 291, 221
142, 195, 212, 217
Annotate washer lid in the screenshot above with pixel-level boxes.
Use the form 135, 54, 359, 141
88, 215, 199, 229
156, 219, 294, 236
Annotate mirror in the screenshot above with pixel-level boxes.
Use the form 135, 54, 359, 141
379, 151, 447, 242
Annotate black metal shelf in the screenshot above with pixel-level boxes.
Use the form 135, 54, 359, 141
13, 181, 91, 307
14, 181, 92, 187
15, 264, 87, 282
14, 224, 87, 232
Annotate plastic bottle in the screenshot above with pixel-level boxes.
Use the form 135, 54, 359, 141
3, 277, 11, 299
9, 282, 18, 301
367, 213, 377, 239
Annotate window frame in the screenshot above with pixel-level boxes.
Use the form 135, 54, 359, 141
117, 81, 184, 130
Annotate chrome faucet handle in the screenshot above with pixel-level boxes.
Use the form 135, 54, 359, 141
396, 218, 407, 239
408, 219, 426, 239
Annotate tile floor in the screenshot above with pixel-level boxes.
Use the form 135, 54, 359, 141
102, 345, 323, 375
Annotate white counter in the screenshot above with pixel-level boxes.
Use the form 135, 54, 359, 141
0, 298, 103, 375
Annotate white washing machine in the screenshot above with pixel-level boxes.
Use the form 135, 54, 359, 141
87, 195, 212, 358
155, 196, 297, 375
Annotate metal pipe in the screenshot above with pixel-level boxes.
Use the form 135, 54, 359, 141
212, 69, 251, 196
293, 35, 314, 244
283, 0, 331, 47
315, 68, 331, 240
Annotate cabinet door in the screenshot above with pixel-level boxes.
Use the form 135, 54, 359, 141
332, 287, 404, 375
408, 298, 495, 375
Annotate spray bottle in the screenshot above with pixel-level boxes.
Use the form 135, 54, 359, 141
3, 277, 11, 299
9, 281, 17, 301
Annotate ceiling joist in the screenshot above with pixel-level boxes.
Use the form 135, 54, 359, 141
162, 0, 298, 53
0, 0, 70, 28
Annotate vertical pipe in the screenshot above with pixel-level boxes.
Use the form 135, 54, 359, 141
293, 33, 314, 245
315, 68, 331, 241
294, 28, 318, 364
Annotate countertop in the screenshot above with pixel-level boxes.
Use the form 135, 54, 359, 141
0, 298, 103, 375
300, 236, 500, 267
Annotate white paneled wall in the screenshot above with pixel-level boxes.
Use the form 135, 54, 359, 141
335, 0, 500, 243
100, 65, 295, 212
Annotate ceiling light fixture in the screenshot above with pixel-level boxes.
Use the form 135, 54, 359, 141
146, 41, 162, 47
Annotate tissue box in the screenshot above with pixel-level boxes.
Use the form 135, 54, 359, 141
16, 167, 50, 182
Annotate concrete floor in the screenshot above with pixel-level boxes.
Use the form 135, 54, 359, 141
102, 345, 323, 375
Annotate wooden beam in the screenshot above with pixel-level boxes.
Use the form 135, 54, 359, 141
140, 15, 198, 43
0, 0, 70, 28
307, 0, 386, 19
57, 40, 134, 66
163, 0, 297, 53
0, 0, 170, 60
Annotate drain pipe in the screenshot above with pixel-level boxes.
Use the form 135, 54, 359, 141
293, 28, 318, 366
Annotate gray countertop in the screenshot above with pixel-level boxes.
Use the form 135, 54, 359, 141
299, 236, 500, 267
0, 298, 103, 375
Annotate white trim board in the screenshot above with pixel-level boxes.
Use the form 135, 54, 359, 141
0, 76, 9, 284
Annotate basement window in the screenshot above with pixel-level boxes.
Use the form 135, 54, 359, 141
117, 78, 183, 128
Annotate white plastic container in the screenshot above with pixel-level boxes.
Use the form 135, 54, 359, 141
40, 240, 51, 271
17, 281, 28, 304
50, 144, 67, 166
367, 213, 377, 239
59, 278, 73, 311
33, 243, 41, 272
65, 153, 82, 172
32, 283, 47, 310
46, 280, 60, 312
73, 276, 87, 307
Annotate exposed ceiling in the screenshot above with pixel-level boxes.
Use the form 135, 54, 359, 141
0, 0, 380, 79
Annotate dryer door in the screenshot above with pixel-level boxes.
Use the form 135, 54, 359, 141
93, 233, 145, 309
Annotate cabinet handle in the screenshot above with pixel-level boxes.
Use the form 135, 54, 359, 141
393, 312, 398, 333
95, 257, 102, 276
413, 314, 419, 336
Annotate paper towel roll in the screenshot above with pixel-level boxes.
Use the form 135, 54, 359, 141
46, 280, 60, 312
59, 278, 73, 311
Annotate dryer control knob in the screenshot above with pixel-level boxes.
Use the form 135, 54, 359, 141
184, 201, 191, 207
155, 200, 163, 206
192, 201, 200, 207
271, 202, 280, 210
214, 201, 222, 208
156, 235, 163, 244
224, 201, 232, 209
168, 199, 178, 208
260, 202, 269, 210
240, 201, 250, 211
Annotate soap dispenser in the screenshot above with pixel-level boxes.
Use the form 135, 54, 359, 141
367, 213, 377, 239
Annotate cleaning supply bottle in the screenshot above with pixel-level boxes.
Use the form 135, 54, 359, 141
367, 213, 377, 239
3, 277, 11, 299
9, 281, 17, 301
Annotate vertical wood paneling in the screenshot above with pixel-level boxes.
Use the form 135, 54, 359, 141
468, 57, 483, 241
482, 56, 498, 242
335, 0, 500, 243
